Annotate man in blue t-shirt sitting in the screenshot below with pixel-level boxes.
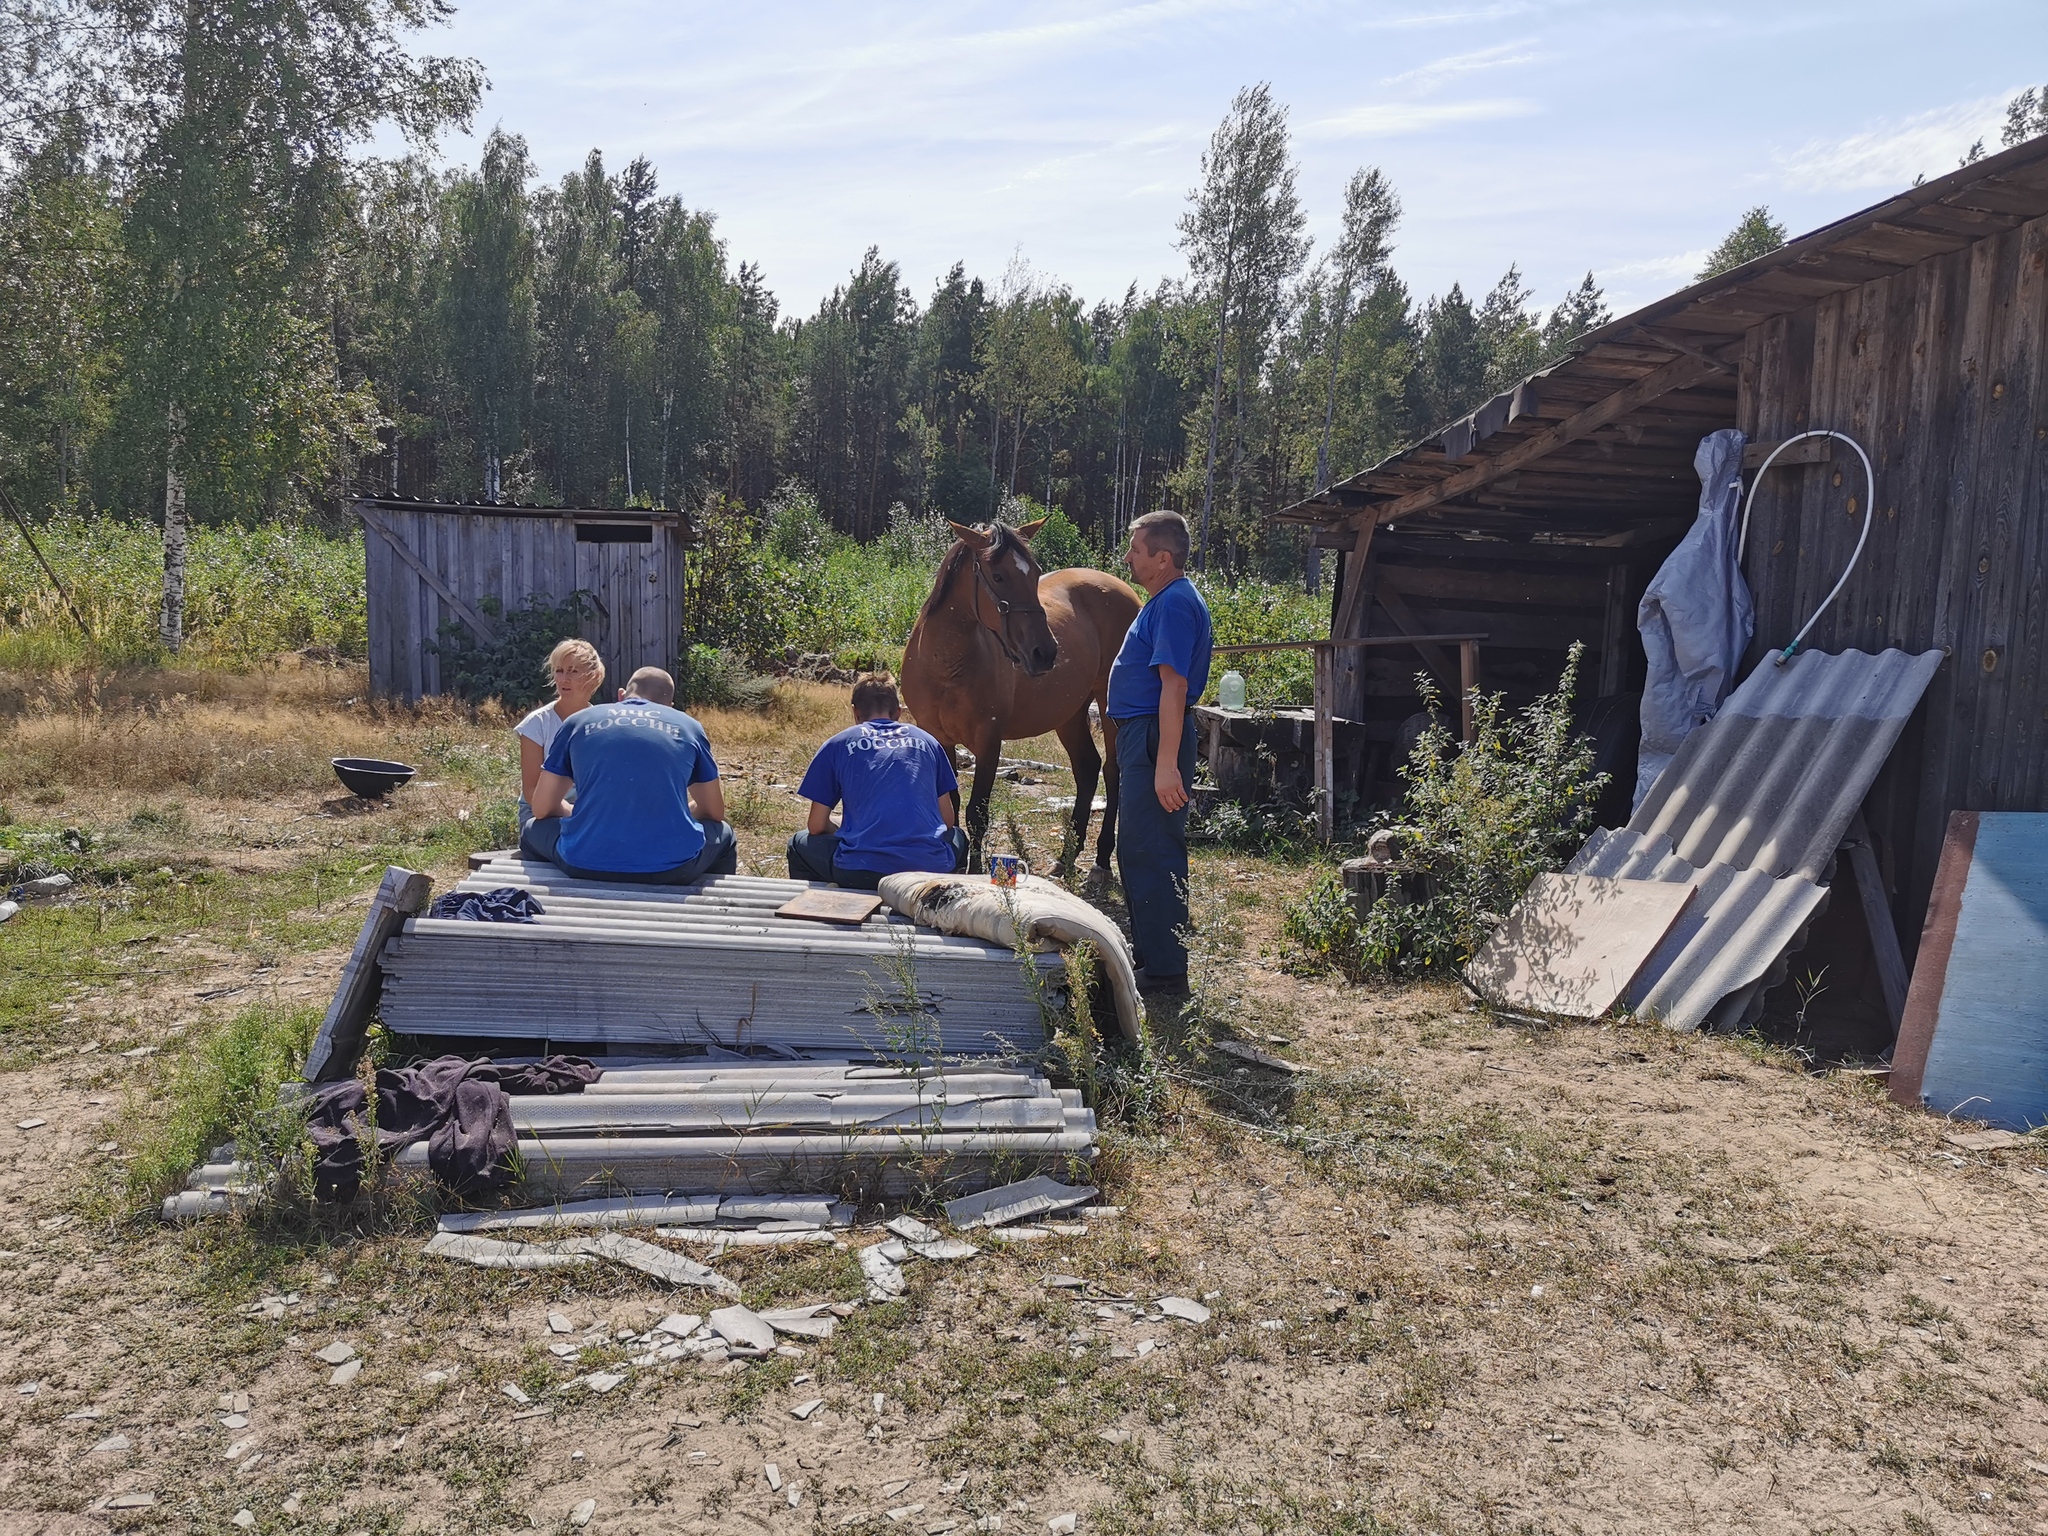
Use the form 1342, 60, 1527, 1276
786, 673, 968, 891
1106, 509, 1213, 996
519, 666, 738, 885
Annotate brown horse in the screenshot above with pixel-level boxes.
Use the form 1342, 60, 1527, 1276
901, 519, 1141, 878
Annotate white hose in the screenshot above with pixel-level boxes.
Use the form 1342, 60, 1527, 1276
1737, 428, 1876, 667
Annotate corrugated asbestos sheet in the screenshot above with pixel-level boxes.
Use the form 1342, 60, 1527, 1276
1550, 648, 1942, 1031
1567, 829, 1829, 1031
378, 858, 1059, 1057
1627, 648, 1945, 880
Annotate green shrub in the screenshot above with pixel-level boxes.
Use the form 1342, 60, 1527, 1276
679, 644, 777, 710
1284, 644, 1606, 981
429, 590, 594, 710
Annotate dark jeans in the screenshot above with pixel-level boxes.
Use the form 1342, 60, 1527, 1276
519, 815, 738, 885
785, 827, 969, 890
1114, 714, 1195, 978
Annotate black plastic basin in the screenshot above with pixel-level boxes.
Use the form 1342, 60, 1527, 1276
332, 757, 417, 798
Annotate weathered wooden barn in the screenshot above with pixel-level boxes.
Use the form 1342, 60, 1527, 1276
1279, 136, 2048, 1043
357, 497, 690, 704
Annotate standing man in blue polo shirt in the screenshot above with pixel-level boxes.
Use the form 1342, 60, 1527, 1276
787, 673, 968, 890
1107, 510, 1213, 996
520, 666, 737, 884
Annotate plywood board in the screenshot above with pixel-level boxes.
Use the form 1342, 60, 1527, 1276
775, 889, 883, 925
1467, 873, 1695, 1019
1892, 812, 2048, 1131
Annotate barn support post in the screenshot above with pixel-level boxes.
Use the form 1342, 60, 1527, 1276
1313, 643, 1335, 845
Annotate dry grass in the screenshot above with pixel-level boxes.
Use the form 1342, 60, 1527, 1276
1, 667, 2045, 1533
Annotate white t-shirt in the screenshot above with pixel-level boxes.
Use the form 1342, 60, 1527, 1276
516, 702, 571, 756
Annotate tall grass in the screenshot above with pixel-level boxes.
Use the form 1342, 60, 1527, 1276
106, 1001, 319, 1214
0, 515, 366, 668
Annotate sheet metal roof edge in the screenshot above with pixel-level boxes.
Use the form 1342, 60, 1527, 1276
354, 495, 687, 524
1281, 135, 2048, 525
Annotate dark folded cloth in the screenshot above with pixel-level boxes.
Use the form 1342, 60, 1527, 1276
427, 887, 545, 923
303, 1053, 598, 1202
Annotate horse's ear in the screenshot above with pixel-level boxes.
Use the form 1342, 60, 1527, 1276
948, 521, 991, 550
1013, 518, 1046, 542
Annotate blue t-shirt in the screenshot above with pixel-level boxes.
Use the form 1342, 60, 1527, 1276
540, 698, 719, 874
797, 720, 961, 875
1107, 576, 1214, 720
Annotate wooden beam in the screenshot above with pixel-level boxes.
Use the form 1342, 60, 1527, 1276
1309, 528, 1359, 551
1360, 354, 1723, 527
1630, 326, 1740, 373
1313, 645, 1335, 845
1846, 811, 1910, 1036
1372, 585, 1461, 697
1598, 563, 1633, 698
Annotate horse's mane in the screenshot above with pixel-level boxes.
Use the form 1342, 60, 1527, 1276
919, 524, 1023, 624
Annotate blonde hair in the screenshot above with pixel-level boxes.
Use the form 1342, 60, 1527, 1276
545, 639, 605, 695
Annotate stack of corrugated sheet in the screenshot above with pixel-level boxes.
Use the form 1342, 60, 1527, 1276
1567, 647, 1943, 1030
377, 857, 1060, 1057
394, 1058, 1095, 1200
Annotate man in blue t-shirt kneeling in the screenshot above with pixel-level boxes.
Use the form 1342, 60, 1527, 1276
519, 666, 738, 885
787, 674, 968, 891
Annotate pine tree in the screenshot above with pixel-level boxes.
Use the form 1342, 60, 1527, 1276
1698, 207, 1788, 281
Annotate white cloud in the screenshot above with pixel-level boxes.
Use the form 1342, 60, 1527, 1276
1306, 97, 1539, 138
1775, 93, 2011, 192
1383, 39, 1543, 92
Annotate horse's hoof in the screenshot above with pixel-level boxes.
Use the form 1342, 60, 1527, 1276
1083, 865, 1111, 895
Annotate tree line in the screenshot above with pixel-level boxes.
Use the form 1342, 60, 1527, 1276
54, 5, 2038, 647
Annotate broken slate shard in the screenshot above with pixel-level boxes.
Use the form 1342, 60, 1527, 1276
329, 1359, 362, 1386
313, 1341, 356, 1365
944, 1176, 1097, 1230
791, 1398, 824, 1420
1156, 1297, 1211, 1324
1047, 1515, 1078, 1534
885, 1214, 941, 1244
423, 1232, 595, 1272
860, 1245, 906, 1301
707, 1304, 778, 1355
908, 1239, 979, 1262
655, 1312, 703, 1339
90, 1433, 131, 1453
570, 1497, 596, 1527
438, 1192, 721, 1234
560, 1232, 740, 1296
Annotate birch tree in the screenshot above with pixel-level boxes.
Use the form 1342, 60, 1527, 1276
1177, 84, 1305, 568
102, 0, 479, 650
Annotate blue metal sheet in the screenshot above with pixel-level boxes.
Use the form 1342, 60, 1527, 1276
1916, 813, 2048, 1131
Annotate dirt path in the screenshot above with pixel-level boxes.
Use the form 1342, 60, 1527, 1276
1, 957, 2043, 1534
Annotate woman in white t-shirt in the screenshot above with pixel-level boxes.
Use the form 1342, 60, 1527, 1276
516, 639, 605, 831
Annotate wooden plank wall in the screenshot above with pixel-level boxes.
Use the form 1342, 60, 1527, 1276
1738, 209, 2048, 954
365, 508, 685, 704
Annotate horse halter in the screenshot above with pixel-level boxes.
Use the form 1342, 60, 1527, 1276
969, 544, 1047, 667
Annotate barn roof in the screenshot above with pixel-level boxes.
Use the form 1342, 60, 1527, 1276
1278, 133, 2048, 540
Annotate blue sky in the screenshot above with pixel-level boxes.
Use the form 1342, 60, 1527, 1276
412, 0, 2046, 321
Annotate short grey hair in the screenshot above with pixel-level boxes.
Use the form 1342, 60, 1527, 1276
1131, 510, 1191, 568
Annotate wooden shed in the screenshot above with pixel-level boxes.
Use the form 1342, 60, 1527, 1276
1279, 135, 2048, 1044
357, 497, 690, 704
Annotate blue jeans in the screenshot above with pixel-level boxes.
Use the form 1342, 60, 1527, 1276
520, 815, 737, 885
786, 828, 969, 890
1114, 714, 1195, 978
